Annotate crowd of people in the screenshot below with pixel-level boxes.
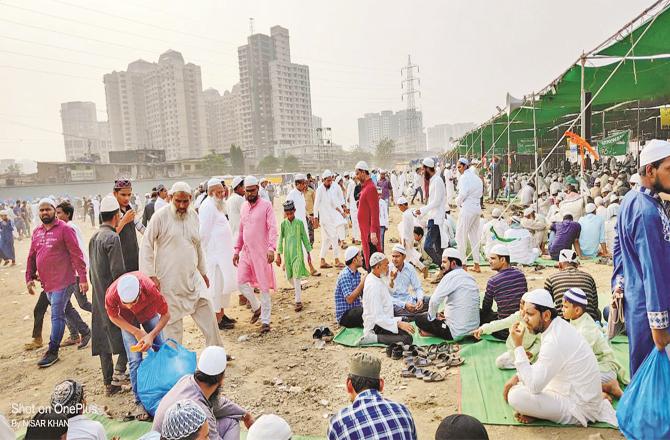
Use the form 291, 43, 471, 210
3, 138, 670, 439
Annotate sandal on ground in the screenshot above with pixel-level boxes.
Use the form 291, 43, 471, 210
321, 327, 334, 342
390, 344, 404, 360
437, 343, 460, 354
310, 270, 321, 277
440, 354, 465, 369
411, 356, 431, 367
401, 365, 417, 378
386, 342, 403, 357
423, 371, 445, 382
320, 263, 333, 269
312, 327, 323, 340
414, 367, 429, 379
250, 308, 261, 324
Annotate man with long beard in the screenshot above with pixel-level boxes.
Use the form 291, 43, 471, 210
200, 178, 238, 330
139, 182, 223, 347
234, 176, 278, 334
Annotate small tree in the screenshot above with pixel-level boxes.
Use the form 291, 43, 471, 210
6, 163, 22, 175
375, 138, 395, 168
258, 155, 280, 173
230, 144, 245, 171
350, 148, 373, 168
283, 155, 300, 172
203, 150, 228, 175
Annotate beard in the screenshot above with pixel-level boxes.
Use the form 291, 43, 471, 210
214, 196, 225, 212
246, 194, 258, 203
170, 203, 188, 220
652, 176, 670, 194
208, 383, 222, 405
40, 214, 55, 224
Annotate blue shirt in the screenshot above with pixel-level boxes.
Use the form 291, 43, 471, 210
390, 263, 424, 308
327, 389, 417, 440
334, 267, 362, 322
578, 213, 605, 257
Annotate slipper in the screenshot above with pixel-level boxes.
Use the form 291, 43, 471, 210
437, 343, 460, 354
312, 327, 323, 340
310, 270, 322, 277
320, 263, 333, 269
321, 327, 334, 342
440, 354, 465, 369
414, 367, 429, 379
423, 371, 445, 382
391, 344, 404, 360
412, 356, 431, 367
250, 308, 261, 324
401, 365, 417, 378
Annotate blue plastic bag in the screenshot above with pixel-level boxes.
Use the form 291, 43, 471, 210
617, 348, 670, 439
137, 339, 197, 416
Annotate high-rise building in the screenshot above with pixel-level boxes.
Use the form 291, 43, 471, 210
238, 25, 313, 165
203, 88, 225, 155
222, 84, 243, 152
103, 50, 208, 161
426, 122, 476, 152
60, 101, 112, 163
357, 110, 408, 152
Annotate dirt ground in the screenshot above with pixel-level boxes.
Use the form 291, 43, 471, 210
0, 198, 623, 439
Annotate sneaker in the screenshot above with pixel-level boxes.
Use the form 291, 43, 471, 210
37, 351, 59, 368
60, 335, 79, 347
77, 331, 91, 350
218, 318, 235, 330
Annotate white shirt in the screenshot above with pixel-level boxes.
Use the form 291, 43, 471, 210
314, 183, 342, 225
550, 181, 563, 195
504, 227, 535, 265
154, 197, 168, 212
65, 415, 106, 440
427, 267, 480, 338
455, 168, 483, 215
481, 218, 509, 254
398, 209, 416, 246
379, 199, 389, 228
362, 272, 401, 335
518, 184, 535, 206
419, 173, 447, 225
345, 179, 357, 210
286, 188, 308, 236
226, 193, 245, 241
259, 186, 270, 201
514, 317, 617, 427
413, 172, 422, 189
67, 221, 89, 270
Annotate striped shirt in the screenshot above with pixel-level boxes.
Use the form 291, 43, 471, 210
482, 267, 528, 319
334, 267, 362, 322
544, 267, 600, 321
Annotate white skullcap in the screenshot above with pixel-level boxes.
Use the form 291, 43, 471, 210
344, 246, 360, 262
335, 175, 342, 183
511, 215, 521, 224
207, 177, 223, 188
170, 181, 191, 194
397, 196, 408, 205
563, 287, 588, 306
594, 196, 603, 206
260, 177, 269, 183
523, 288, 554, 309
117, 273, 140, 303
603, 184, 613, 192
355, 161, 369, 171
629, 173, 641, 184
247, 414, 293, 440
585, 203, 596, 214
489, 244, 510, 257
161, 399, 208, 440
640, 139, 670, 167
391, 244, 406, 255
197, 346, 227, 375
369, 252, 387, 267
422, 157, 435, 168
322, 169, 333, 179
100, 194, 120, 213
39, 197, 56, 208
523, 207, 534, 217
294, 173, 307, 182
458, 157, 469, 166
232, 176, 244, 189
492, 208, 502, 218
0, 210, 7, 216
244, 175, 259, 188
559, 248, 578, 264
442, 247, 462, 261
608, 204, 620, 218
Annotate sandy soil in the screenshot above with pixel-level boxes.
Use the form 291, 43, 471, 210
0, 199, 623, 439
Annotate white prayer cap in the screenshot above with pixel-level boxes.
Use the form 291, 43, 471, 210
489, 244, 510, 257
563, 287, 588, 306
629, 173, 641, 185
594, 196, 603, 206
391, 244, 406, 255
491, 208, 502, 218
322, 169, 334, 179
558, 248, 578, 264
458, 157, 469, 166
640, 139, 670, 167
232, 176, 244, 189
39, 197, 56, 208
355, 161, 370, 171
117, 273, 140, 303
100, 194, 120, 213
422, 157, 435, 168
170, 181, 191, 195
207, 177, 223, 188
608, 204, 620, 218
244, 175, 259, 188
0, 210, 7, 216
442, 247, 462, 261
397, 196, 408, 205
369, 252, 387, 267
197, 346, 227, 375
335, 175, 342, 183
522, 288, 554, 309
161, 399, 208, 440
247, 414, 293, 440
260, 177, 269, 183
511, 215, 521, 224
294, 173, 307, 182
344, 246, 360, 262
585, 203, 596, 214
523, 207, 534, 217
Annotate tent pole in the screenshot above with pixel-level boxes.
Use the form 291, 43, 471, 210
507, 113, 511, 201
637, 99, 641, 167
532, 92, 539, 212
580, 54, 586, 197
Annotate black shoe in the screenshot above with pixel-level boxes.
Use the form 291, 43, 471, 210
78, 331, 91, 349
218, 319, 235, 330
37, 351, 59, 368
222, 314, 237, 324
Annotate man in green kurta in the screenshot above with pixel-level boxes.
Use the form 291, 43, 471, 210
276, 200, 312, 312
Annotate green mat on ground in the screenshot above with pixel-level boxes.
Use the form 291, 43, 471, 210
458, 338, 629, 428
333, 323, 450, 347
15, 413, 325, 439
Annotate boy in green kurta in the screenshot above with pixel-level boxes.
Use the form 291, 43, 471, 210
562, 287, 627, 400
276, 200, 312, 312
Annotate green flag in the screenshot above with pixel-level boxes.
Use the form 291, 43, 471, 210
597, 130, 629, 156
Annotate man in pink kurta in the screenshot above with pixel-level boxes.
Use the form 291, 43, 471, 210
233, 175, 278, 334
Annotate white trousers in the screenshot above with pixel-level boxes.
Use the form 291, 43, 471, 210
456, 211, 481, 264
292, 278, 302, 303
164, 298, 223, 347
320, 225, 340, 260
495, 351, 515, 370
406, 246, 425, 271
337, 223, 346, 241
239, 283, 272, 325
507, 385, 580, 425
350, 209, 361, 240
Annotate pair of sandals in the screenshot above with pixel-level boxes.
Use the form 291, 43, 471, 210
401, 365, 446, 382
312, 326, 334, 342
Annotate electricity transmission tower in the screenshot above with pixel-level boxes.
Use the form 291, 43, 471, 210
401, 55, 421, 154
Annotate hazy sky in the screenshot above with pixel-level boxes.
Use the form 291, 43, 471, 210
0, 0, 653, 161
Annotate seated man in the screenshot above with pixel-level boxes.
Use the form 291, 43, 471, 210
578, 203, 608, 258
480, 244, 528, 340
503, 289, 617, 427
50, 379, 106, 440
105, 272, 170, 410
389, 244, 430, 320
544, 249, 600, 322
247, 414, 292, 440
25, 408, 68, 440
415, 248, 480, 340
334, 246, 365, 328
327, 352, 417, 440
504, 216, 540, 265
139, 399, 210, 440
153, 346, 254, 440
548, 214, 582, 260
435, 414, 489, 440
562, 288, 626, 399
521, 207, 547, 254
397, 197, 427, 277
359, 252, 415, 346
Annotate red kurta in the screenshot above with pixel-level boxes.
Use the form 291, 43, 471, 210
357, 178, 380, 266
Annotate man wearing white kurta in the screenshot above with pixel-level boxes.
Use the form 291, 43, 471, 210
314, 170, 345, 268
333, 176, 347, 243
226, 176, 245, 242
345, 174, 361, 242
445, 165, 456, 206
455, 157, 483, 272
199, 178, 238, 329
139, 182, 223, 347
504, 289, 617, 427
286, 173, 319, 275
390, 171, 400, 205
397, 196, 425, 274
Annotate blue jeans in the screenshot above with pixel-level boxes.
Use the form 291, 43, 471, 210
424, 220, 443, 266
46, 284, 89, 353
121, 314, 166, 401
